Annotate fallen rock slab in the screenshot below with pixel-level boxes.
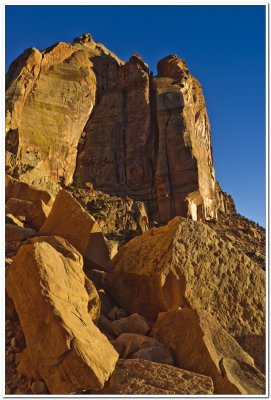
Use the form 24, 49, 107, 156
27, 236, 101, 323
6, 240, 118, 394
112, 313, 150, 336
112, 332, 173, 365
6, 197, 51, 230
151, 309, 265, 394
103, 359, 214, 394
39, 189, 113, 271
6, 176, 54, 206
106, 217, 265, 336
236, 335, 265, 374
6, 224, 36, 243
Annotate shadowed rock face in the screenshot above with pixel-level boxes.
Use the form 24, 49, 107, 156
6, 35, 217, 223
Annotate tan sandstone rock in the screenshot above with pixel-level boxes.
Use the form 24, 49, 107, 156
154, 55, 216, 222
39, 189, 113, 270
6, 224, 36, 243
111, 332, 172, 363
105, 217, 265, 337
6, 35, 219, 224
111, 313, 150, 336
152, 309, 265, 394
236, 335, 265, 374
6, 36, 122, 186
6, 240, 118, 394
103, 359, 214, 395
26, 236, 101, 322
6, 197, 51, 231
6, 176, 54, 206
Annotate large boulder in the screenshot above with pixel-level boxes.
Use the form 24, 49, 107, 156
6, 239, 118, 394
151, 309, 265, 394
6, 224, 36, 243
102, 359, 214, 395
105, 217, 265, 336
27, 235, 101, 323
112, 333, 174, 365
6, 176, 54, 206
236, 335, 265, 374
111, 313, 150, 336
6, 197, 51, 230
39, 189, 113, 271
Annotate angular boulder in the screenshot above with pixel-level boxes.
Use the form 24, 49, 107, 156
105, 217, 265, 336
6, 239, 118, 394
6, 224, 36, 243
6, 197, 51, 230
104, 359, 214, 394
111, 313, 150, 336
6, 176, 54, 206
151, 309, 265, 394
112, 332, 173, 365
39, 189, 113, 271
27, 235, 101, 323
236, 335, 265, 374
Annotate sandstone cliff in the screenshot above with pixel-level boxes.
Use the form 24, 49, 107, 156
6, 33, 219, 223
5, 33, 265, 396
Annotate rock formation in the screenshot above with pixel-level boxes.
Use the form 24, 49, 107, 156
5, 33, 265, 396
105, 217, 265, 336
100, 359, 214, 395
151, 309, 265, 394
6, 34, 219, 223
6, 239, 118, 394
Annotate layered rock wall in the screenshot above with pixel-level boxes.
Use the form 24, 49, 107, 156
6, 34, 218, 222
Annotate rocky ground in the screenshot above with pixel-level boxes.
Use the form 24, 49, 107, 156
5, 176, 266, 395
206, 211, 265, 269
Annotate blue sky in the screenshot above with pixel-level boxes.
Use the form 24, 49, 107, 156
5, 5, 266, 226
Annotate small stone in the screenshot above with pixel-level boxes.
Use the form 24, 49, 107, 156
107, 306, 119, 321
31, 380, 48, 394
112, 313, 150, 336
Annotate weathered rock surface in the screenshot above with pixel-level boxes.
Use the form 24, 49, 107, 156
5, 33, 265, 396
152, 309, 265, 394
153, 55, 216, 222
102, 359, 214, 394
6, 175, 54, 206
206, 210, 265, 269
111, 333, 173, 365
6, 212, 24, 227
6, 37, 122, 186
236, 335, 265, 374
69, 187, 149, 244
6, 224, 36, 244
6, 35, 219, 223
106, 217, 265, 336
39, 189, 115, 271
111, 313, 150, 336
6, 197, 51, 230
6, 239, 118, 393
27, 235, 101, 322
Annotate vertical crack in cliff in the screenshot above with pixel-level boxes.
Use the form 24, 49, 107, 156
122, 89, 128, 189
162, 93, 173, 207
149, 73, 160, 213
